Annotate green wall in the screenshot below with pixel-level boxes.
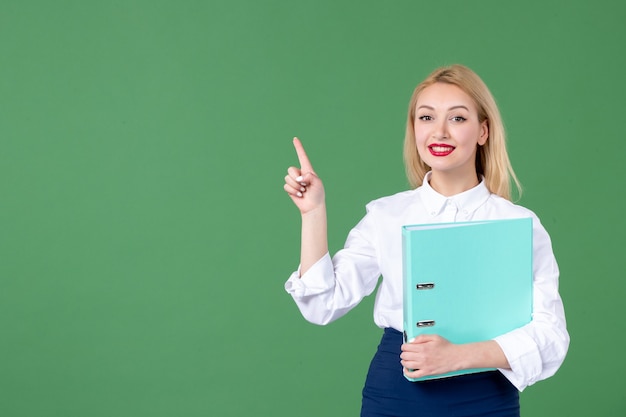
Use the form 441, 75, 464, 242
1, 1, 624, 416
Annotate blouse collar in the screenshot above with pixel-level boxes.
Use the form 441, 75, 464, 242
419, 171, 492, 218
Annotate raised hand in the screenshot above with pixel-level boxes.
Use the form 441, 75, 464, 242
284, 137, 328, 274
284, 137, 326, 214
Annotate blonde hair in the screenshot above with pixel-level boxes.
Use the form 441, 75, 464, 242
403, 64, 521, 201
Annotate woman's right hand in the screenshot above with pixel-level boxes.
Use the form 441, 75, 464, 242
284, 137, 326, 215
284, 137, 329, 274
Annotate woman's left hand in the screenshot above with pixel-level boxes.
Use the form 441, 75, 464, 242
400, 334, 462, 379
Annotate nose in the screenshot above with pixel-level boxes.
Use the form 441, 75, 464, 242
432, 119, 448, 139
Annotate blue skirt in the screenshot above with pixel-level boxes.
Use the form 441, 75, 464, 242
361, 328, 519, 417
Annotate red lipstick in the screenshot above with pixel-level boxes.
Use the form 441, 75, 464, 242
428, 144, 455, 156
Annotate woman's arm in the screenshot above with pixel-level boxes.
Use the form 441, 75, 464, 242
400, 336, 510, 379
283, 137, 328, 275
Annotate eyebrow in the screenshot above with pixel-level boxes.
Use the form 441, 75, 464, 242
416, 105, 470, 111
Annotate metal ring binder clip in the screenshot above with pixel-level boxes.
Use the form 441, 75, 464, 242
416, 283, 435, 290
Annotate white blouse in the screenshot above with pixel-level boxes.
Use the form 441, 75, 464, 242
285, 173, 569, 391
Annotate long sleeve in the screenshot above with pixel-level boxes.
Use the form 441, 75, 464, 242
284, 209, 382, 325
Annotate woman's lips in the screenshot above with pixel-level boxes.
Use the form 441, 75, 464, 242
428, 144, 455, 156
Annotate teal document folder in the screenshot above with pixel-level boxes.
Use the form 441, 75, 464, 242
402, 218, 533, 382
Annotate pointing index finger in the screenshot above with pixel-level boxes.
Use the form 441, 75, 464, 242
293, 137, 314, 173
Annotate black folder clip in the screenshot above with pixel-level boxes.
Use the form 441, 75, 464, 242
416, 283, 435, 290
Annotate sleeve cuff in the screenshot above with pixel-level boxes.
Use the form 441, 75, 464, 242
494, 330, 542, 391
284, 253, 334, 298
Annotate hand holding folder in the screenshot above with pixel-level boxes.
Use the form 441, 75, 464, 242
402, 218, 533, 381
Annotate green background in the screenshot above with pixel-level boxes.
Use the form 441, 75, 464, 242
1, 1, 624, 416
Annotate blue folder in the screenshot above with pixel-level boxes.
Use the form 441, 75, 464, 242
402, 218, 533, 381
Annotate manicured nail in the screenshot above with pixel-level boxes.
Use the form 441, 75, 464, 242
296, 175, 304, 182
300, 187, 305, 192
296, 192, 303, 197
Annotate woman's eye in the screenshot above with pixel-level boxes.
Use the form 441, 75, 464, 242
418, 115, 433, 121
451, 116, 466, 122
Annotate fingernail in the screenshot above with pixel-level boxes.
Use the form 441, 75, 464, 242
296, 175, 303, 182
300, 187, 305, 192
296, 192, 303, 197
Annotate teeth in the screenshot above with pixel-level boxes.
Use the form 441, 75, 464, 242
431, 146, 454, 152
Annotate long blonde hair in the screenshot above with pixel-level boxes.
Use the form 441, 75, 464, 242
403, 64, 521, 200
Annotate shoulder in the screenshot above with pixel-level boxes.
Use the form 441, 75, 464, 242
488, 194, 537, 216
365, 188, 421, 214
486, 194, 549, 232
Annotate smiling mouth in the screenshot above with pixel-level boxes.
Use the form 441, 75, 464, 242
428, 145, 455, 156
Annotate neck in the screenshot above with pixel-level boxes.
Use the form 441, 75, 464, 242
428, 171, 480, 196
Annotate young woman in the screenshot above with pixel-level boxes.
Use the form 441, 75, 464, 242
283, 64, 569, 417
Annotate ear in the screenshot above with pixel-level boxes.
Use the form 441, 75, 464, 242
478, 120, 489, 146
